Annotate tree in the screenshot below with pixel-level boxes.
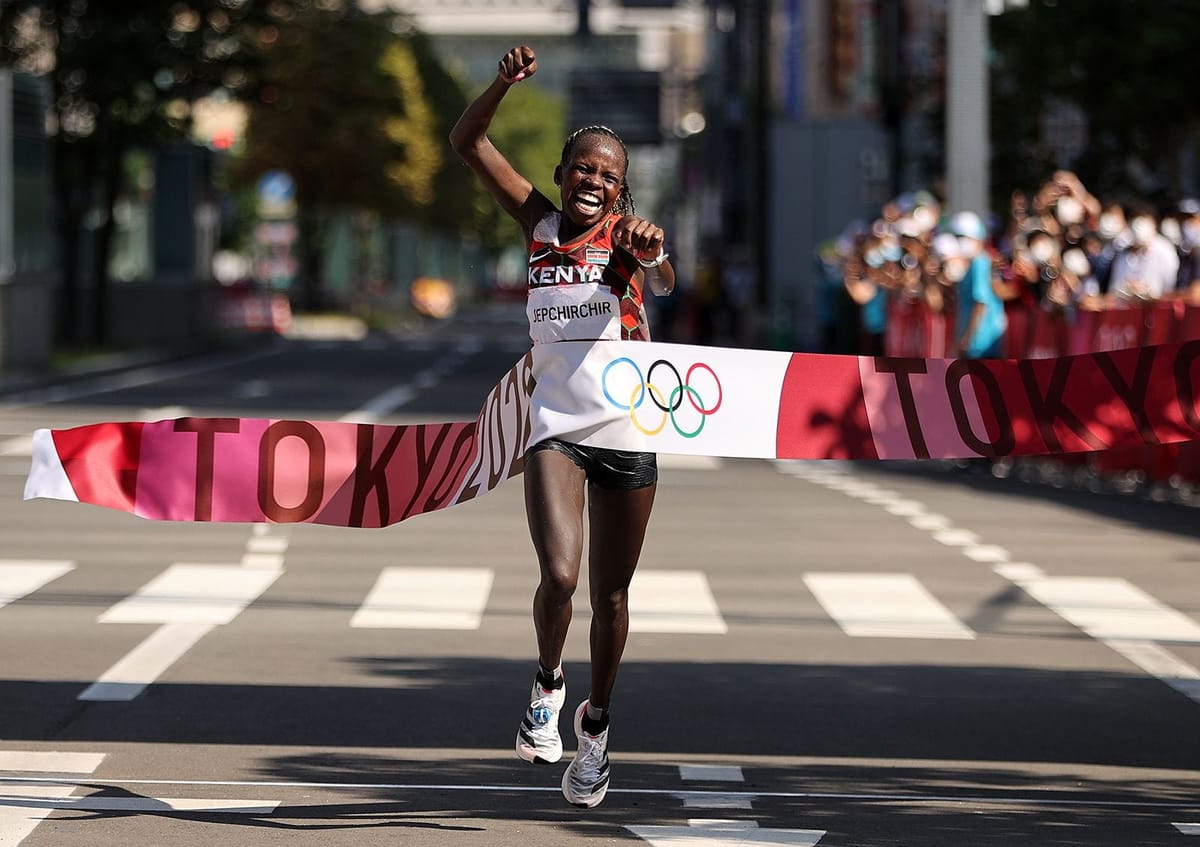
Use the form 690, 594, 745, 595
235, 8, 484, 309
0, 0, 291, 347
990, 0, 1200, 204
471, 80, 565, 254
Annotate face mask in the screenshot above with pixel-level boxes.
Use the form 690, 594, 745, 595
1160, 218, 1182, 246
1055, 196, 1083, 225
865, 249, 884, 269
1062, 248, 1090, 277
912, 206, 937, 232
1030, 239, 1056, 264
944, 258, 968, 282
1131, 217, 1156, 247
956, 236, 981, 259
1099, 213, 1123, 239
1183, 221, 1200, 250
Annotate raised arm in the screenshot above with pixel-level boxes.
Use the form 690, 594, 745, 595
450, 46, 552, 236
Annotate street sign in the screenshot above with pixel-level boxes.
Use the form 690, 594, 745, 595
256, 170, 296, 220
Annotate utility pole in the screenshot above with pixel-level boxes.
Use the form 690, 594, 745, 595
0, 70, 12, 283
945, 0, 989, 215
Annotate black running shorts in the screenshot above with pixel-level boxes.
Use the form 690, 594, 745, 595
525, 438, 658, 490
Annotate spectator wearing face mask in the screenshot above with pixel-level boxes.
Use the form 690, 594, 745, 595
1176, 198, 1200, 293
1107, 203, 1180, 301
1032, 170, 1101, 237
948, 211, 1007, 358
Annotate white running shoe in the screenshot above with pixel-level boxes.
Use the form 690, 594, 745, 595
561, 700, 610, 808
515, 675, 565, 764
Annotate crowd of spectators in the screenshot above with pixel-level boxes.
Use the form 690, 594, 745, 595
816, 171, 1200, 357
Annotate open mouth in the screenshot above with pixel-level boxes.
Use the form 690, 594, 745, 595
571, 191, 604, 216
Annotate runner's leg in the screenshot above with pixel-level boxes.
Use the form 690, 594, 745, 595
525, 448, 587, 670
585, 482, 657, 708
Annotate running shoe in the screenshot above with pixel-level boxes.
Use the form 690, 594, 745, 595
515, 675, 565, 764
561, 700, 610, 808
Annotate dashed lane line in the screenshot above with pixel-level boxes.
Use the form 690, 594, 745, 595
783, 461, 1200, 707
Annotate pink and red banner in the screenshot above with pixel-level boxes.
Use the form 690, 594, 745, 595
23, 339, 1200, 528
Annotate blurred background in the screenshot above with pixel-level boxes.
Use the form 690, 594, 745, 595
1, 0, 1198, 368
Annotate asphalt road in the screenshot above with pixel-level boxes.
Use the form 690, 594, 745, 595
2, 305, 1200, 846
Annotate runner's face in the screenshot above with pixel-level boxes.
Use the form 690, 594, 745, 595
560, 138, 625, 228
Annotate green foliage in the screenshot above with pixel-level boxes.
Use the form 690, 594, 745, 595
990, 0, 1200, 203
236, 6, 414, 215
473, 80, 566, 253
0, 0, 294, 345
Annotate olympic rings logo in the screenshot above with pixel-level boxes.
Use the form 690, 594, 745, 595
601, 357, 723, 438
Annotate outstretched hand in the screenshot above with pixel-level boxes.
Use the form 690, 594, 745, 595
498, 46, 537, 83
614, 216, 666, 262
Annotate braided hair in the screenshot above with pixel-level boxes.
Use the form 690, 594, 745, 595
560, 125, 636, 216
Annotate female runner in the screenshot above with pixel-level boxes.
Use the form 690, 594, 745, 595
450, 45, 676, 808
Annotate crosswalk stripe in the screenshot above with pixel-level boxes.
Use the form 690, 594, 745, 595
81, 565, 282, 702
629, 570, 727, 634
0, 752, 104, 774
79, 622, 215, 702
628, 820, 825, 846
1175, 823, 1200, 835
0, 561, 74, 609
99, 564, 282, 625
1016, 577, 1200, 643
0, 784, 76, 844
804, 573, 975, 640
350, 567, 493, 629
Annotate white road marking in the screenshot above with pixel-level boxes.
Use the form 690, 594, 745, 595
1176, 822, 1200, 834
992, 562, 1044, 582
79, 622, 215, 702
804, 573, 975, 640
340, 385, 416, 423
0, 561, 74, 609
98, 565, 282, 625
796, 466, 1200, 706
81, 564, 281, 701
679, 765, 744, 782
0, 751, 102, 844
0, 752, 104, 774
350, 567, 493, 630
883, 499, 925, 517
140, 406, 188, 420
240, 553, 285, 570
629, 570, 728, 634
0, 786, 279, 814
245, 535, 288, 554
242, 527, 288, 569
1015, 577, 1200, 643
0, 435, 31, 456
908, 513, 952, 531
963, 544, 1010, 563
932, 528, 980, 547
0, 775, 1194, 809
628, 819, 825, 846
658, 454, 723, 470
1103, 640, 1200, 701
0, 783, 75, 844
677, 793, 754, 809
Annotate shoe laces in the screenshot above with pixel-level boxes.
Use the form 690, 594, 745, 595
574, 725, 608, 777
528, 686, 560, 729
